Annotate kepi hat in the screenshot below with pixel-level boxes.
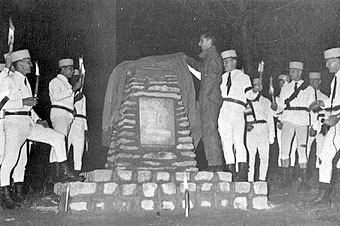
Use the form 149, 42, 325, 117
289, 61, 303, 70
58, 58, 74, 67
10, 49, 30, 63
221, 50, 237, 59
324, 48, 340, 60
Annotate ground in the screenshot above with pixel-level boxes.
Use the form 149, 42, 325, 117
0, 184, 340, 226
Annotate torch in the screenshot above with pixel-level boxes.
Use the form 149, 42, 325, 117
34, 61, 40, 98
183, 172, 190, 218
269, 76, 275, 102
78, 56, 86, 92
257, 61, 264, 84
8, 18, 15, 53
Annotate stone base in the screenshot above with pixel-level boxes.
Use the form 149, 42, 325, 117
54, 169, 269, 212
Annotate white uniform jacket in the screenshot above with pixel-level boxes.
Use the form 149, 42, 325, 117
277, 80, 315, 126
220, 69, 258, 104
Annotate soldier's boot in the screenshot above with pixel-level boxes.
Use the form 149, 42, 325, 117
58, 161, 85, 183
236, 162, 248, 182
224, 164, 236, 181
1, 186, 20, 209
297, 169, 312, 193
279, 167, 291, 188
12, 182, 25, 205
307, 182, 331, 209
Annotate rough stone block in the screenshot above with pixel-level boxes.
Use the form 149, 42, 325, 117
215, 195, 230, 209
103, 183, 119, 195
178, 137, 193, 143
179, 183, 196, 193
85, 170, 113, 182
161, 183, 176, 195
234, 182, 250, 193
216, 172, 232, 182
116, 170, 133, 182
143, 152, 177, 160
69, 182, 97, 197
69, 202, 88, 211
252, 196, 269, 210
161, 200, 176, 211
137, 171, 152, 183
194, 172, 214, 181
172, 161, 196, 167
141, 200, 155, 211
233, 197, 248, 210
199, 183, 214, 192
177, 130, 190, 135
115, 153, 140, 159
175, 172, 190, 182
176, 144, 194, 150
179, 121, 189, 127
216, 182, 230, 193
121, 184, 138, 196
95, 202, 105, 211
111, 198, 141, 212
253, 182, 268, 195
142, 183, 158, 198
156, 172, 170, 182
119, 145, 139, 151
179, 151, 196, 158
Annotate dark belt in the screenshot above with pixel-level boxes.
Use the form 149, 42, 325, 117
324, 105, 340, 112
285, 106, 309, 111
248, 120, 267, 125
222, 97, 247, 108
75, 114, 87, 120
50, 105, 76, 115
5, 111, 31, 116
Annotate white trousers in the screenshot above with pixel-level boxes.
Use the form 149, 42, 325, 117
68, 119, 85, 171
281, 121, 308, 164
218, 102, 247, 165
246, 124, 269, 181
49, 114, 73, 162
277, 127, 297, 167
318, 123, 340, 183
1, 116, 67, 186
0, 120, 5, 165
306, 133, 325, 168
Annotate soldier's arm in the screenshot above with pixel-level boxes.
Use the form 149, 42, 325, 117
185, 55, 204, 72
49, 79, 73, 101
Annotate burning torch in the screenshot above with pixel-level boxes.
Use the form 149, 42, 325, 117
8, 18, 15, 53
269, 76, 275, 102
257, 61, 264, 84
34, 61, 40, 98
183, 172, 190, 218
78, 56, 86, 92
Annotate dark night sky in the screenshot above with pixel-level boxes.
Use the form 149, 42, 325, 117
0, 0, 340, 170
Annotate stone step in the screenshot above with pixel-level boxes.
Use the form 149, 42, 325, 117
54, 170, 269, 212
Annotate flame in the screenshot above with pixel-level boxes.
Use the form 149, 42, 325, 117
8, 18, 15, 47
35, 61, 40, 76
257, 61, 264, 73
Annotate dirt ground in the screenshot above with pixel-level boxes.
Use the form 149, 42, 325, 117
0, 183, 339, 226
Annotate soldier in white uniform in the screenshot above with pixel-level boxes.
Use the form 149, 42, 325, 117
0, 50, 82, 209
49, 59, 84, 181
218, 50, 261, 181
245, 78, 275, 182
307, 72, 328, 167
0, 57, 32, 207
308, 48, 340, 207
275, 74, 298, 185
68, 69, 88, 175
274, 61, 315, 189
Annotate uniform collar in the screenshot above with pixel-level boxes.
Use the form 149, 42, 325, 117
57, 73, 70, 82
199, 46, 217, 58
